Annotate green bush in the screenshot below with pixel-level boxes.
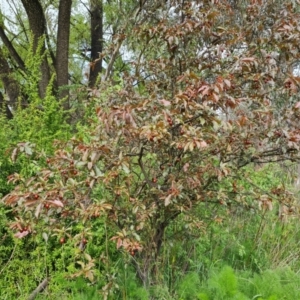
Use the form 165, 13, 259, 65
177, 272, 201, 300
239, 268, 300, 300
192, 266, 300, 300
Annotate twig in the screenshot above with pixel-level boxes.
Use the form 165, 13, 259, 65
27, 277, 49, 300
0, 243, 16, 276
138, 146, 155, 188
103, 38, 123, 81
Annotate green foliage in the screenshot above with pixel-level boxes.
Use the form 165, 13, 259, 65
206, 266, 240, 299
0, 116, 16, 197
0, 237, 47, 299
41, 276, 102, 300
117, 267, 149, 300
0, 42, 71, 194
148, 285, 173, 300
13, 80, 70, 153
22, 36, 45, 98
0, 213, 111, 299
173, 266, 300, 300
239, 268, 300, 300
177, 272, 201, 300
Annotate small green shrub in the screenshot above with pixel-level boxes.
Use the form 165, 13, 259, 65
206, 266, 240, 299
195, 266, 300, 300
177, 272, 201, 300
239, 268, 300, 300
120, 267, 149, 300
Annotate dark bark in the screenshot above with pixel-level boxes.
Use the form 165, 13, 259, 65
0, 48, 21, 112
0, 92, 13, 119
0, 27, 26, 72
21, 0, 50, 98
56, 0, 72, 109
89, 0, 103, 87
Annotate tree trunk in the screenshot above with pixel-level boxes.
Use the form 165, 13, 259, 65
0, 48, 21, 113
89, 0, 103, 87
134, 221, 167, 288
56, 0, 72, 109
0, 92, 13, 119
21, 0, 50, 98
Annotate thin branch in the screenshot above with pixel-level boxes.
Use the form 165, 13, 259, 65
0, 27, 26, 71
45, 27, 56, 67
27, 277, 49, 300
0, 243, 16, 276
138, 146, 155, 188
103, 38, 123, 81
79, 0, 91, 14
9, 0, 29, 43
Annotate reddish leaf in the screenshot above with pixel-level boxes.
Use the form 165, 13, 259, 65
295, 102, 300, 109
48, 200, 64, 207
14, 230, 29, 239
159, 99, 171, 106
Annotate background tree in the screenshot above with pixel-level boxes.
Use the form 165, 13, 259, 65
89, 0, 103, 87
0, 48, 20, 117
56, 0, 73, 107
20, 0, 51, 98
0, 0, 105, 113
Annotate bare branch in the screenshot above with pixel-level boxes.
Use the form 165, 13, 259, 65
27, 277, 49, 300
